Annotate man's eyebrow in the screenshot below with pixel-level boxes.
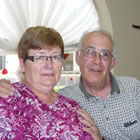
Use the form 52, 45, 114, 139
87, 46, 111, 51
87, 46, 96, 49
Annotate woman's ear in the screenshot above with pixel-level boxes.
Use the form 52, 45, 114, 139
19, 58, 25, 72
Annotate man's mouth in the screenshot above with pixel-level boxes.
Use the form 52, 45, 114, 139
90, 67, 102, 73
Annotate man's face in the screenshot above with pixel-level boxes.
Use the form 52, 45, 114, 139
76, 33, 116, 87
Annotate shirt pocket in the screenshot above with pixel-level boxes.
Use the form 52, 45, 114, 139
114, 109, 140, 139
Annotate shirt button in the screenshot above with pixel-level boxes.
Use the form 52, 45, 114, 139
106, 117, 109, 121
96, 99, 98, 101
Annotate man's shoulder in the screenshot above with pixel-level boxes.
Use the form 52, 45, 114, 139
59, 84, 80, 93
115, 75, 139, 85
58, 84, 84, 101
114, 76, 140, 95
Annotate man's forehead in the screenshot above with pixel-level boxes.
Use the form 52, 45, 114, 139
82, 39, 112, 47
85, 32, 111, 41
83, 45, 112, 52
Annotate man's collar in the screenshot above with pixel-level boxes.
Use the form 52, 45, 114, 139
79, 77, 91, 99
79, 72, 120, 99
110, 72, 120, 94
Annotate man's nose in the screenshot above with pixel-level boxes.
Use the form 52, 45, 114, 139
94, 52, 101, 63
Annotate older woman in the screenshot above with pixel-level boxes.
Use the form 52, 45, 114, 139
0, 26, 94, 139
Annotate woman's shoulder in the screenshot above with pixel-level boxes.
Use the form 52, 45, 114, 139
57, 93, 80, 108
0, 81, 33, 110
12, 81, 26, 90
0, 82, 21, 103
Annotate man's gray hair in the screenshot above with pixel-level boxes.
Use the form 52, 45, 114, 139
78, 30, 116, 58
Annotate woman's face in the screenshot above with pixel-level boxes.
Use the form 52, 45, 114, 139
19, 46, 63, 94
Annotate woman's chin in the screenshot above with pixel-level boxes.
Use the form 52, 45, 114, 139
41, 81, 56, 87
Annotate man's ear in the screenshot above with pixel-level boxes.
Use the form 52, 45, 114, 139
110, 58, 116, 70
19, 58, 25, 72
75, 51, 80, 66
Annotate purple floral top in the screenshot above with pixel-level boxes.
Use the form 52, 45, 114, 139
0, 82, 93, 140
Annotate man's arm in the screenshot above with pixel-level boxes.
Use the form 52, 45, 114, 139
0, 79, 14, 98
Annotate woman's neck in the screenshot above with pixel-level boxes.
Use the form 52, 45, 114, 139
22, 80, 58, 104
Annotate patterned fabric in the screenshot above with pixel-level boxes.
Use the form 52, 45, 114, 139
0, 82, 92, 140
59, 74, 140, 140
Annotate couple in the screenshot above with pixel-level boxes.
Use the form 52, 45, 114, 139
0, 26, 101, 140
1, 26, 140, 140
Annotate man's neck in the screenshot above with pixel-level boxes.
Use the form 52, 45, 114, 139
83, 79, 111, 101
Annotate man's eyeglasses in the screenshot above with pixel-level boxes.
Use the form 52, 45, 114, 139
79, 47, 113, 61
26, 54, 64, 64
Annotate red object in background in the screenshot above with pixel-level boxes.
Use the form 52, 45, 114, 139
2, 68, 8, 75
64, 54, 69, 60
70, 77, 73, 81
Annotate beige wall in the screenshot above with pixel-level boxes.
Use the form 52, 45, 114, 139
94, 0, 140, 80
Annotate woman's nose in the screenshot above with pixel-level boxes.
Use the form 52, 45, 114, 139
45, 57, 53, 68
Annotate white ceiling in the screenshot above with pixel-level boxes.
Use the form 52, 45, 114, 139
0, 0, 99, 54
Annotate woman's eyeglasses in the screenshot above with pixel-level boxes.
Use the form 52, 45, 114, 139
27, 54, 64, 64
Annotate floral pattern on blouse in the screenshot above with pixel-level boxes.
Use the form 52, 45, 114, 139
0, 82, 92, 140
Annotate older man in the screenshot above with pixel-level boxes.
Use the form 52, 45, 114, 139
1, 30, 140, 140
